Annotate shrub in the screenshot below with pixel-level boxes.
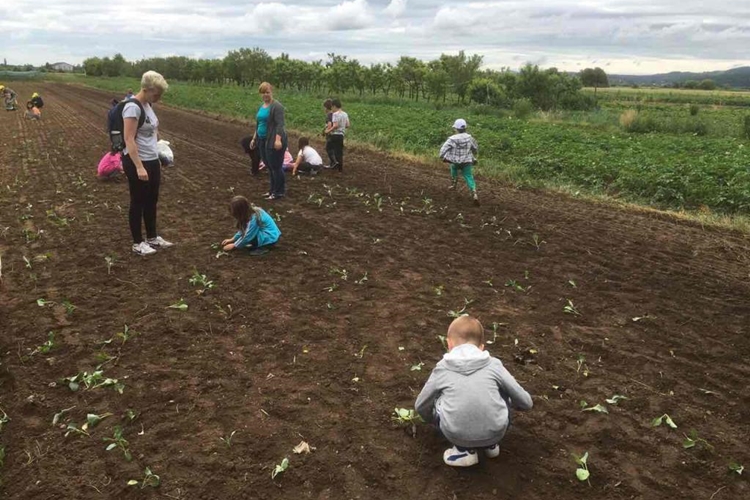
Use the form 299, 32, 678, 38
513, 99, 534, 119
619, 109, 638, 129
620, 110, 658, 133
371, 131, 390, 151
689, 104, 699, 116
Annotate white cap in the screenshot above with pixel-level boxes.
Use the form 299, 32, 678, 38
453, 118, 467, 130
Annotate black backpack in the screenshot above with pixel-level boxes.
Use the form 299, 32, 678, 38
107, 98, 145, 152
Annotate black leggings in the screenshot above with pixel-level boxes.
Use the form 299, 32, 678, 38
328, 134, 344, 171
123, 155, 161, 244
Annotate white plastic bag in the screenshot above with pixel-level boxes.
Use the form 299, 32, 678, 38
157, 140, 174, 166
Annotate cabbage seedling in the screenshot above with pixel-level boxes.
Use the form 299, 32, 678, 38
728, 462, 744, 475
82, 412, 112, 432
36, 298, 54, 307
32, 332, 55, 355
189, 269, 215, 294
682, 430, 713, 451
220, 430, 237, 448
652, 414, 677, 429
127, 467, 160, 489
0, 407, 9, 433
573, 451, 591, 483
605, 395, 627, 405
61, 300, 76, 315
564, 300, 581, 316
104, 425, 132, 461
168, 299, 188, 311
410, 361, 424, 371
271, 457, 289, 480
354, 272, 368, 285
581, 403, 608, 414
393, 408, 424, 437
104, 256, 114, 275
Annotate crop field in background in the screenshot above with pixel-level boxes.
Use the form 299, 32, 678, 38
52, 75, 750, 216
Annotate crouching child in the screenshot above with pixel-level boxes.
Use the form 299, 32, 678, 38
415, 316, 533, 467
221, 195, 280, 256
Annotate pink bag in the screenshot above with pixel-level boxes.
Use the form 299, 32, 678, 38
97, 152, 122, 177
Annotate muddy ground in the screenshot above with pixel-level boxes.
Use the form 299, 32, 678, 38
0, 82, 748, 500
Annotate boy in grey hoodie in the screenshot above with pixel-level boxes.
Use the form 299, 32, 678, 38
415, 316, 533, 467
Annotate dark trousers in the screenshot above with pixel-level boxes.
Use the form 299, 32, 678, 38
297, 162, 321, 175
325, 136, 336, 166
123, 155, 161, 244
240, 135, 261, 175
259, 137, 286, 197
328, 134, 344, 171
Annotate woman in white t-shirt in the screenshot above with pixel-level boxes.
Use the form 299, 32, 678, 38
122, 71, 174, 256
291, 137, 324, 176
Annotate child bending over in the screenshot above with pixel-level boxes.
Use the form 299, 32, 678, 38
292, 137, 324, 176
415, 316, 533, 467
222, 196, 281, 255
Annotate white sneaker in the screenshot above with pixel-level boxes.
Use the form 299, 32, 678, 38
146, 236, 174, 248
443, 446, 478, 467
484, 444, 500, 458
132, 241, 157, 256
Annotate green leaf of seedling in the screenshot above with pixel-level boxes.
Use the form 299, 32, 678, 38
169, 299, 188, 311
124, 449, 132, 461
664, 415, 677, 429
605, 395, 628, 405
683, 436, 696, 449
651, 415, 663, 427
728, 462, 744, 475
582, 404, 609, 414
271, 457, 289, 479
576, 468, 590, 481
127, 480, 139, 486
68, 380, 80, 392
106, 443, 117, 451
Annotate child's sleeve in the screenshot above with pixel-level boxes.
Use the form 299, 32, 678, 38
471, 137, 479, 154
415, 370, 442, 422
232, 231, 242, 243
234, 218, 260, 249
439, 139, 453, 160
496, 362, 533, 411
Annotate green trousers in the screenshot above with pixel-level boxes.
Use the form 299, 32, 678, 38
450, 163, 476, 192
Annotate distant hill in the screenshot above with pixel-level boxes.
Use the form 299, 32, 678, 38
609, 66, 750, 89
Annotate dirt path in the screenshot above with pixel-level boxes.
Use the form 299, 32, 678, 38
0, 82, 748, 500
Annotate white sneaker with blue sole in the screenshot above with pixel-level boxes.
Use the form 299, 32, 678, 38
443, 446, 478, 467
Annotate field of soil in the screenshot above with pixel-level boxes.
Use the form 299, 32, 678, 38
0, 82, 748, 500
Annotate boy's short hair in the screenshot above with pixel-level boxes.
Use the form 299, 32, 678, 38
331, 98, 342, 108
323, 99, 333, 110
447, 316, 484, 346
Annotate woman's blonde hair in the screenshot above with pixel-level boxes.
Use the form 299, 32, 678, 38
141, 71, 169, 92
259, 82, 273, 94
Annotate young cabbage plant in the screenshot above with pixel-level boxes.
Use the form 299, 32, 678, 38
573, 451, 591, 484
271, 457, 289, 480
127, 467, 160, 489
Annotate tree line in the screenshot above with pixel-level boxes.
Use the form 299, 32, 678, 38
83, 49, 608, 111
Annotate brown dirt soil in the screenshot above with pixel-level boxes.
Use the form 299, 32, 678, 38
1, 82, 749, 500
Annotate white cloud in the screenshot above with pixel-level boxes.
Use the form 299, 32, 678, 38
384, 0, 407, 18
328, 0, 374, 31
2, 0, 749, 74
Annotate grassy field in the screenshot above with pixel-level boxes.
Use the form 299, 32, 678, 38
49, 75, 750, 216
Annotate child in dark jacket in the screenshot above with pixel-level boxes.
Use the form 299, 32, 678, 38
222, 196, 280, 255
415, 316, 533, 467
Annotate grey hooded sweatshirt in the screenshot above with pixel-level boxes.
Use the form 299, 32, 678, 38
415, 344, 533, 448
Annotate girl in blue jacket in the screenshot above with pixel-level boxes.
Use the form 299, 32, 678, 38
222, 196, 280, 254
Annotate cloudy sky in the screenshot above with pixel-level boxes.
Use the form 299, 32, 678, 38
2, 0, 749, 74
